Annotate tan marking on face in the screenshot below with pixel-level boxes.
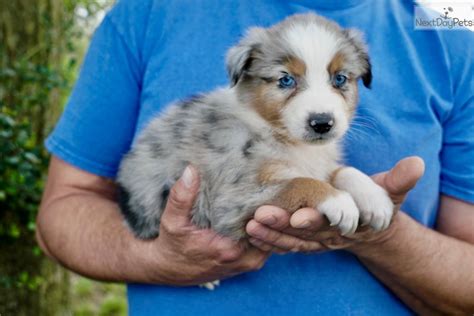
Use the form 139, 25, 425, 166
249, 82, 298, 145
329, 57, 349, 103
245, 56, 306, 130
271, 177, 338, 213
328, 51, 346, 75
328, 51, 359, 117
345, 82, 358, 117
253, 84, 284, 126
285, 56, 306, 77
272, 130, 298, 145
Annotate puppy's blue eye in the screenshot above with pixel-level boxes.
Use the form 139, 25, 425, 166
278, 74, 296, 89
333, 73, 348, 88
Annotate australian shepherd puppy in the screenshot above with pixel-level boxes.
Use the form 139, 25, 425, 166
117, 13, 393, 242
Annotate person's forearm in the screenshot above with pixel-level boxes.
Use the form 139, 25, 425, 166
37, 192, 155, 283
349, 212, 474, 314
361, 260, 444, 315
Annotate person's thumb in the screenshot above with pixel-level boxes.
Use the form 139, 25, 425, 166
372, 156, 425, 206
161, 165, 200, 227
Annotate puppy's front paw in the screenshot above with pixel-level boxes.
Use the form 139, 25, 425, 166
318, 192, 359, 236
199, 280, 220, 290
357, 185, 394, 231
331, 167, 394, 232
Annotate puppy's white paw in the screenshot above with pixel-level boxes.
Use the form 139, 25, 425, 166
357, 185, 394, 231
318, 192, 359, 236
332, 167, 394, 232
199, 280, 220, 290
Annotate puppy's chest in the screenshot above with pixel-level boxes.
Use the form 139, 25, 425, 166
271, 145, 340, 181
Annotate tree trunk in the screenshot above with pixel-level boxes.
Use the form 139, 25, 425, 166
0, 0, 82, 314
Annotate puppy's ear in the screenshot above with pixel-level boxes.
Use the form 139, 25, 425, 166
226, 27, 266, 87
343, 29, 372, 89
226, 44, 254, 86
361, 59, 372, 88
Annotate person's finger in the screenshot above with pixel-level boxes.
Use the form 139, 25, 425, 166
250, 212, 322, 242
254, 206, 330, 240
161, 165, 200, 228
246, 220, 324, 252
253, 205, 291, 230
249, 237, 274, 252
279, 226, 318, 240
249, 238, 289, 254
311, 228, 342, 241
228, 246, 269, 272
289, 208, 328, 230
320, 235, 356, 250
372, 156, 425, 205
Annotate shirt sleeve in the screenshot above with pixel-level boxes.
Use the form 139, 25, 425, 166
439, 32, 474, 204
45, 13, 142, 179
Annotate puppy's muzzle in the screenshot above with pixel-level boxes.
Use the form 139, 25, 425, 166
308, 113, 335, 135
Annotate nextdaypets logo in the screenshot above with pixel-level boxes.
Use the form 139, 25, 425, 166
441, 6, 454, 19
415, 2, 474, 30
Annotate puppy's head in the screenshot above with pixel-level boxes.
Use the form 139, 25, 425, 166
226, 13, 371, 144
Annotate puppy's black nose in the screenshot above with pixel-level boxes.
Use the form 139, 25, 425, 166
308, 113, 335, 134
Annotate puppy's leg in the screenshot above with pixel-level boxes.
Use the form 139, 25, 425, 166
331, 167, 394, 231
272, 178, 359, 236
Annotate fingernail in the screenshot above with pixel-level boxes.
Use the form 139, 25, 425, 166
294, 220, 311, 229
249, 238, 262, 246
261, 216, 276, 225
247, 223, 261, 238
181, 166, 194, 188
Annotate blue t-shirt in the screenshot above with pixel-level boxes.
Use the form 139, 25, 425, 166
46, 0, 474, 314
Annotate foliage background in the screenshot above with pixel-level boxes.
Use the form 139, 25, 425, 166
0, 0, 126, 314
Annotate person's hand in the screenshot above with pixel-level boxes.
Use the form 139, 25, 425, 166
245, 157, 425, 254
146, 165, 269, 286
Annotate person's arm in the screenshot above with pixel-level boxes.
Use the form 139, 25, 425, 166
352, 198, 474, 315
246, 157, 474, 314
37, 156, 267, 285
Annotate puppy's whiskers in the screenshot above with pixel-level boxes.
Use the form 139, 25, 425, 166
350, 114, 381, 134
345, 115, 381, 144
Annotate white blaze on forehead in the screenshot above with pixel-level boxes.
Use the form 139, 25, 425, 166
283, 24, 342, 81
279, 22, 351, 143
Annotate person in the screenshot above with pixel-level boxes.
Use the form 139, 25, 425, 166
36, 0, 474, 314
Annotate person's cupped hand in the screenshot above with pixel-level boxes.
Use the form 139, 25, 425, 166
246, 156, 425, 254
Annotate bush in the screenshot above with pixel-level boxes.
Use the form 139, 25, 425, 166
0, 107, 47, 241
0, 1, 115, 314
99, 295, 127, 316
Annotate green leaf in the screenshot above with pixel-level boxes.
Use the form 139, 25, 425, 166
0, 114, 16, 127
24, 152, 40, 164
0, 68, 16, 77
27, 221, 36, 231
19, 271, 28, 283
32, 246, 42, 257
6, 156, 20, 165
9, 224, 21, 238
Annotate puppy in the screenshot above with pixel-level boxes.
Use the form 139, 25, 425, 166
117, 13, 393, 245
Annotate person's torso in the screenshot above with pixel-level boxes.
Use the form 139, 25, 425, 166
114, 0, 457, 314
